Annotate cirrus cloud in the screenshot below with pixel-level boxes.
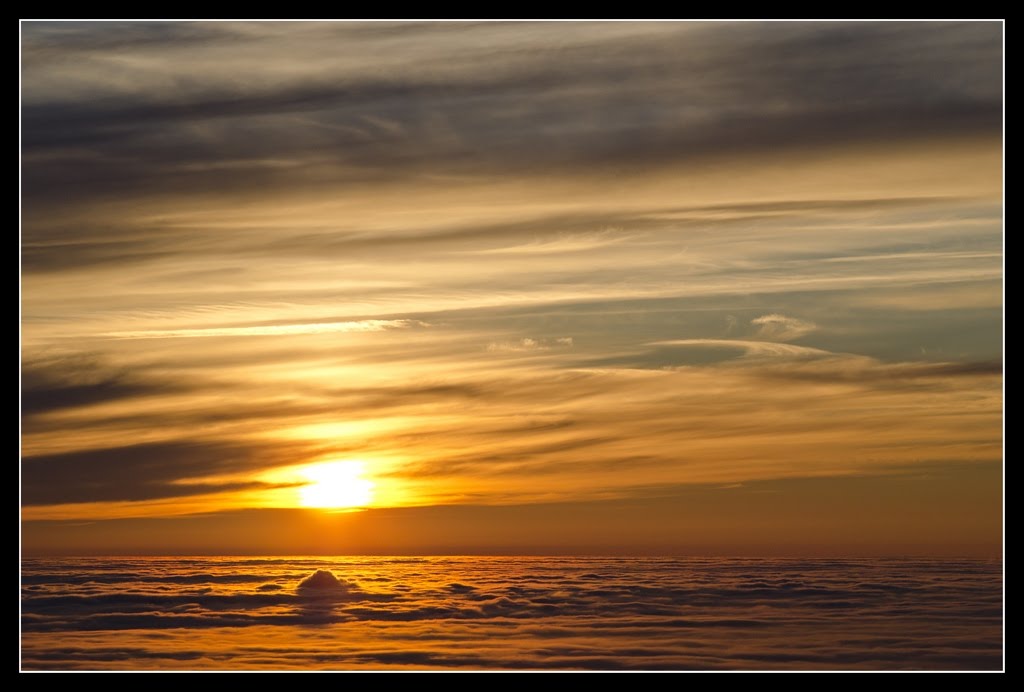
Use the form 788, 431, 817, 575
750, 314, 817, 342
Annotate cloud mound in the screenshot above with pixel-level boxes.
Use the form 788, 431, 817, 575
297, 569, 349, 593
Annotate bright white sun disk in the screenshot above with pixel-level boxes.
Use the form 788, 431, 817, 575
299, 461, 374, 509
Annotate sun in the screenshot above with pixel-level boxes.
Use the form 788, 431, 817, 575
298, 460, 374, 509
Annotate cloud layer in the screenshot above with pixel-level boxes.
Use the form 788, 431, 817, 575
20, 555, 1002, 670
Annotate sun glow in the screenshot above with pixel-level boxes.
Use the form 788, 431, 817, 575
298, 461, 374, 509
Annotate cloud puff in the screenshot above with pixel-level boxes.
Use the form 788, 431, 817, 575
297, 569, 351, 594
750, 314, 817, 342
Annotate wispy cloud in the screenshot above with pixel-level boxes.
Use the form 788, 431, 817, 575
103, 320, 420, 339
487, 337, 574, 353
649, 338, 830, 360
21, 22, 1001, 210
750, 314, 816, 341
469, 230, 631, 256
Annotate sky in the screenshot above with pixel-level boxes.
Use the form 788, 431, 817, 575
21, 21, 1003, 556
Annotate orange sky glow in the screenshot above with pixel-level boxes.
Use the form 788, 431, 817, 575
21, 21, 1002, 557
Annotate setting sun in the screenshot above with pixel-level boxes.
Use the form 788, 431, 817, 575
298, 461, 374, 509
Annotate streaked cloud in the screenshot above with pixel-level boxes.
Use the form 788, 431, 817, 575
103, 319, 420, 339
487, 337, 575, 353
649, 339, 830, 360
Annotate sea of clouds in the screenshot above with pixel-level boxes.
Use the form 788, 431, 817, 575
21, 556, 1002, 670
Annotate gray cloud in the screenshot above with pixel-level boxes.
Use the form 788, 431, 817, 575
754, 357, 1004, 387
21, 354, 177, 416
21, 440, 296, 505
21, 236, 174, 273
22, 22, 1001, 210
